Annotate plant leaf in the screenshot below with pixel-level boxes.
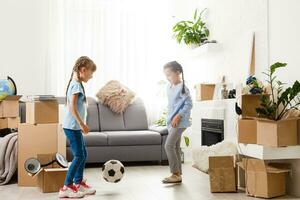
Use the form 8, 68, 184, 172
184, 136, 190, 147
194, 9, 198, 20
270, 62, 287, 75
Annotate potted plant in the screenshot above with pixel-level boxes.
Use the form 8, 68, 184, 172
173, 8, 210, 48
256, 62, 300, 120
255, 62, 300, 147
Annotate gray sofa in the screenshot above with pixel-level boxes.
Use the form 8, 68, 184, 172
19, 97, 168, 164
66, 97, 168, 163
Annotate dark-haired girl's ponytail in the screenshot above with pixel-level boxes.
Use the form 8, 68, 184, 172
181, 69, 186, 94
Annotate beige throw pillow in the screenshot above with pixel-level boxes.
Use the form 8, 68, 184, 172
96, 80, 135, 113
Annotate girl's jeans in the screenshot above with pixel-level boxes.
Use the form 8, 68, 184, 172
63, 128, 87, 186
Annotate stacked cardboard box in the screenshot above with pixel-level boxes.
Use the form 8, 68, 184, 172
237, 94, 263, 144
0, 96, 21, 136
256, 117, 298, 147
237, 94, 298, 198
238, 94, 299, 146
18, 100, 66, 190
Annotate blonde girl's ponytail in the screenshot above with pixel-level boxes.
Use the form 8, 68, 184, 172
65, 56, 96, 104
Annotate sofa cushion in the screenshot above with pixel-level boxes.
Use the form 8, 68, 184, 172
96, 80, 135, 113
86, 97, 100, 131
149, 125, 168, 135
98, 102, 125, 131
123, 98, 148, 130
66, 132, 108, 147
104, 131, 161, 146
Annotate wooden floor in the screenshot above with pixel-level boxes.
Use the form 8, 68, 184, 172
0, 161, 298, 200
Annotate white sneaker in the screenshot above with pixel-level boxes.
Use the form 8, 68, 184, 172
58, 184, 85, 198
75, 179, 96, 195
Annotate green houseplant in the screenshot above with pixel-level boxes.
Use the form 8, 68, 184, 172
256, 62, 300, 120
173, 8, 210, 48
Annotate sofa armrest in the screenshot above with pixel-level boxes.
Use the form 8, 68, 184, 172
149, 125, 168, 135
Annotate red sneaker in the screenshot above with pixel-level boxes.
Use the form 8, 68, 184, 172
75, 179, 96, 195
58, 184, 85, 198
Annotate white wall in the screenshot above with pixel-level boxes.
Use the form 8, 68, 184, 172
173, 0, 269, 90
0, 0, 49, 95
1, 0, 298, 96
269, 0, 300, 86
174, 0, 300, 91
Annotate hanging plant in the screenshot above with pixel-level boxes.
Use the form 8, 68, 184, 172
173, 8, 210, 48
256, 62, 300, 120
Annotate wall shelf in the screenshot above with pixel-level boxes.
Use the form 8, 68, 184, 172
238, 143, 300, 160
190, 42, 220, 57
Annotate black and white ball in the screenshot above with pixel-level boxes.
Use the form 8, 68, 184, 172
102, 160, 125, 183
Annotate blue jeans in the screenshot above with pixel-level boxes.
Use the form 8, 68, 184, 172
63, 128, 87, 186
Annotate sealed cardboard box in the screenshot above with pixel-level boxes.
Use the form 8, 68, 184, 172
0, 117, 20, 129
18, 123, 66, 187
0, 95, 21, 117
238, 158, 290, 198
195, 84, 215, 101
241, 94, 264, 118
238, 118, 257, 144
257, 118, 298, 147
36, 154, 68, 193
208, 156, 237, 193
26, 100, 59, 124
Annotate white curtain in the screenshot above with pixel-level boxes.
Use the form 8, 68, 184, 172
48, 0, 176, 123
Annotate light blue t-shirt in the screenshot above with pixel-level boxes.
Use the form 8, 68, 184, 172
63, 80, 86, 130
166, 82, 193, 129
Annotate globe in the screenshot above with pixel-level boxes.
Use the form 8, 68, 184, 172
0, 78, 16, 101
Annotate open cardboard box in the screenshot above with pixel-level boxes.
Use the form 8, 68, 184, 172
0, 95, 22, 118
26, 100, 58, 124
238, 158, 290, 198
195, 84, 216, 101
208, 156, 237, 193
29, 154, 68, 193
238, 118, 257, 144
240, 94, 266, 119
256, 117, 299, 147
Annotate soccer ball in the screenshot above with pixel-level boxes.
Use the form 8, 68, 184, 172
102, 160, 125, 183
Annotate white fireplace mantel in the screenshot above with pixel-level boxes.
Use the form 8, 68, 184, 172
190, 99, 237, 148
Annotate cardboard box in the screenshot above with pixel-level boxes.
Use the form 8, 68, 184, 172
241, 94, 264, 118
238, 118, 257, 144
36, 154, 68, 193
236, 154, 246, 191
26, 101, 59, 124
0, 95, 21, 117
237, 162, 245, 191
208, 156, 237, 193
238, 158, 290, 198
38, 168, 67, 193
18, 123, 66, 187
196, 84, 216, 101
0, 117, 20, 129
257, 118, 298, 147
